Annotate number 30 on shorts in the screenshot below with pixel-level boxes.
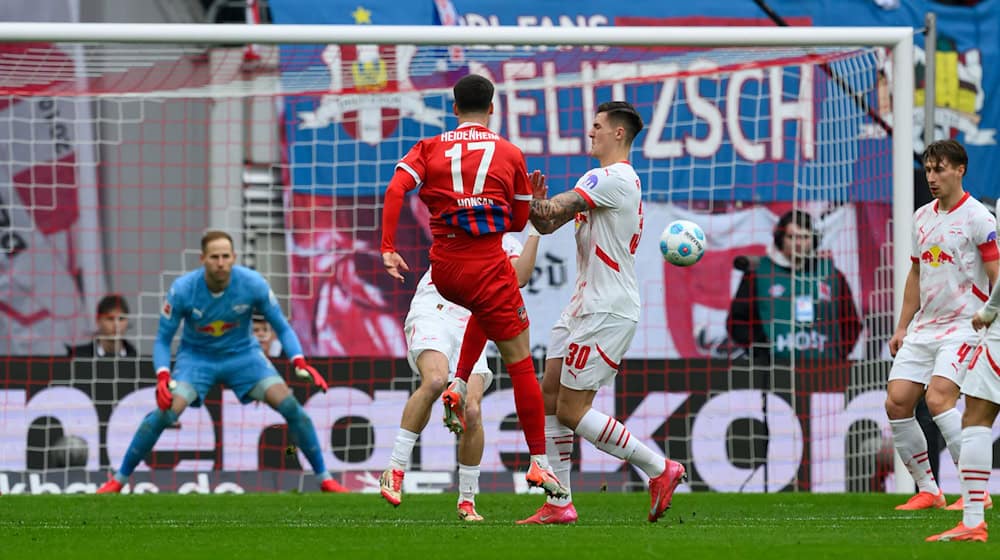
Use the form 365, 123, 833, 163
565, 343, 591, 369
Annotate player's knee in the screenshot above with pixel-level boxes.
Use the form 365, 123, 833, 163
924, 391, 956, 416
554, 405, 582, 431
275, 394, 305, 421
420, 373, 448, 397
884, 396, 912, 420
464, 399, 482, 429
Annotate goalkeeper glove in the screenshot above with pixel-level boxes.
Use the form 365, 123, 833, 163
293, 356, 328, 393
156, 369, 174, 411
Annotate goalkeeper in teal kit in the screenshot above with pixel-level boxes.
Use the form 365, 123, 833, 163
98, 231, 348, 494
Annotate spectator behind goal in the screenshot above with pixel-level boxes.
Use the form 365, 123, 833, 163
727, 209, 862, 363
68, 294, 138, 358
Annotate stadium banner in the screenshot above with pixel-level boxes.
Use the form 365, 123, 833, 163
271, 0, 999, 189
4, 356, 999, 495
290, 198, 888, 359
0, 0, 105, 355
274, 0, 999, 358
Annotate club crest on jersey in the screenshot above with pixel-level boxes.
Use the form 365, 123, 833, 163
920, 245, 955, 267
769, 285, 786, 297
233, 304, 250, 314
296, 8, 446, 145
197, 320, 237, 337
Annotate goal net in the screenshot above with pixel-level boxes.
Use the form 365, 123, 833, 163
0, 24, 913, 495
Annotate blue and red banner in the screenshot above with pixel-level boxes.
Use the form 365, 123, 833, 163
271, 0, 1000, 358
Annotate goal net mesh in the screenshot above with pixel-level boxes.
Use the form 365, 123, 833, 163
0, 37, 896, 494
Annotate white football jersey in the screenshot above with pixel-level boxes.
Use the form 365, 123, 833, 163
909, 192, 998, 339
407, 233, 525, 319
563, 162, 643, 321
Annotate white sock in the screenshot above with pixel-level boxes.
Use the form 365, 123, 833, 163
959, 426, 992, 528
889, 417, 939, 494
545, 414, 574, 507
932, 408, 963, 467
389, 429, 419, 471
574, 408, 665, 478
457, 463, 480, 504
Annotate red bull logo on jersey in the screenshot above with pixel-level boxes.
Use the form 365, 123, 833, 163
197, 320, 238, 337
920, 245, 956, 268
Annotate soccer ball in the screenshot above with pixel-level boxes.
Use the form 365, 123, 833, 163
659, 220, 706, 266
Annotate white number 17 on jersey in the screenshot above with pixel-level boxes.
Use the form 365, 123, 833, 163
444, 141, 495, 195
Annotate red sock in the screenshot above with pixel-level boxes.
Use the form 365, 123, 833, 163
455, 316, 487, 382
507, 355, 545, 455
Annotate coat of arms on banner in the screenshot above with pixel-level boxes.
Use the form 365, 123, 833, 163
863, 40, 996, 148
296, 6, 447, 145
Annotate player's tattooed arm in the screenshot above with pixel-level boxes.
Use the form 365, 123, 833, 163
530, 191, 589, 234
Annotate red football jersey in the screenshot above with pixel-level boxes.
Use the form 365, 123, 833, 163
396, 122, 531, 256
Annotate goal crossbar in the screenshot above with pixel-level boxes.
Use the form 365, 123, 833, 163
0, 22, 912, 47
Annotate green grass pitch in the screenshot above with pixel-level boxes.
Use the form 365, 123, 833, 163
1, 492, 995, 559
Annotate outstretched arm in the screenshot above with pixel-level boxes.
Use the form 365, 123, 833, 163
381, 167, 418, 283
530, 190, 588, 234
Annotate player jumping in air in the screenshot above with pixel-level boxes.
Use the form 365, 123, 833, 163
98, 231, 347, 494
380, 231, 540, 520
381, 74, 566, 499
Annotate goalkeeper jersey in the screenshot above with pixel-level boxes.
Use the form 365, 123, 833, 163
153, 265, 304, 370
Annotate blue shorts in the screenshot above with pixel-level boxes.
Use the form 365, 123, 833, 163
173, 349, 282, 407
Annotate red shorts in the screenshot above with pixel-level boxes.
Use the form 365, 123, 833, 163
430, 255, 529, 342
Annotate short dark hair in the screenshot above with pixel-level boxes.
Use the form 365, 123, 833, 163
201, 230, 234, 254
773, 210, 819, 251
96, 294, 129, 317
597, 101, 644, 145
923, 139, 968, 170
453, 74, 494, 114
